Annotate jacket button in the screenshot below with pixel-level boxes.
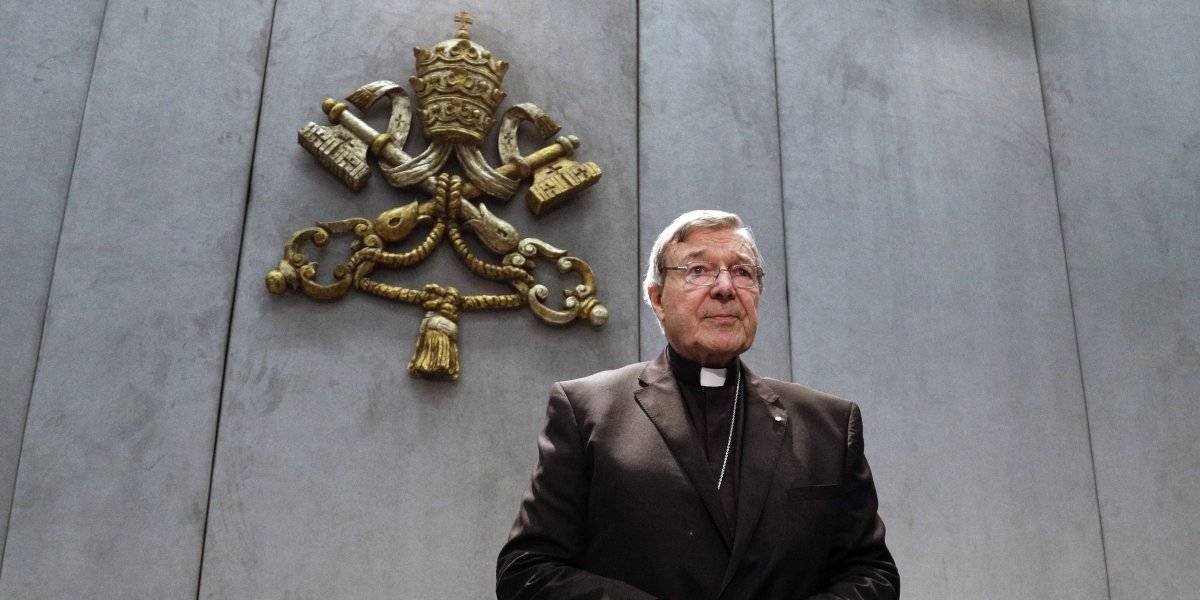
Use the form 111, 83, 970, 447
773, 415, 784, 423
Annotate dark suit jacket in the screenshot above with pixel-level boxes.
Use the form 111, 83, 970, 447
497, 352, 899, 600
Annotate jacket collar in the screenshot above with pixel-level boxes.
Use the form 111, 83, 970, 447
721, 365, 787, 595
636, 348, 781, 413
634, 349, 787, 561
635, 351, 734, 548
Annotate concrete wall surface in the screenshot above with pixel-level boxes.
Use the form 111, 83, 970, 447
0, 0, 107, 565
0, 0, 273, 595
0, 1, 1196, 598
196, 2, 636, 599
774, 3, 1105, 597
638, 0, 792, 379
1030, 2, 1200, 599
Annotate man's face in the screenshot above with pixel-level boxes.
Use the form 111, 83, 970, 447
648, 227, 760, 366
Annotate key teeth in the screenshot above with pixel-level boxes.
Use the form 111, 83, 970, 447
298, 122, 371, 191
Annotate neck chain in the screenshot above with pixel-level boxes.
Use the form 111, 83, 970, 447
716, 366, 741, 490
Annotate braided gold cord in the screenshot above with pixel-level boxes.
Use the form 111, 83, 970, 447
348, 177, 449, 270
447, 225, 535, 285
356, 277, 523, 314
355, 278, 426, 305
419, 283, 461, 321
355, 220, 445, 267
351, 177, 530, 314
444, 177, 535, 286
462, 294, 524, 311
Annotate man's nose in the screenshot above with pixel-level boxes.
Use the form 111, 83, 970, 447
709, 269, 736, 299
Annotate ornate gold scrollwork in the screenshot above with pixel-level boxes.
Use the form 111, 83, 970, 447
267, 13, 606, 380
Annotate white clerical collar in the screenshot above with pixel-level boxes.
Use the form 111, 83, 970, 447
699, 366, 727, 388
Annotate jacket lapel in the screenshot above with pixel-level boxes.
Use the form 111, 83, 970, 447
719, 365, 787, 594
634, 352, 735, 550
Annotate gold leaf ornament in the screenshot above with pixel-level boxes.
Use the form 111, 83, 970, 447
268, 16, 605, 380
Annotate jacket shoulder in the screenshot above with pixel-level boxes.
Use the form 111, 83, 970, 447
557, 361, 647, 397
759, 377, 859, 430
551, 362, 648, 424
761, 377, 854, 408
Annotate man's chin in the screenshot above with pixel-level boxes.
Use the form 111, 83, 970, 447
695, 338, 750, 361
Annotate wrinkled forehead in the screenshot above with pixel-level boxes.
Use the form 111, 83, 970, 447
667, 228, 756, 264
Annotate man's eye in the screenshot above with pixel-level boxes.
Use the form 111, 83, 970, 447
732, 265, 754, 279
688, 264, 711, 276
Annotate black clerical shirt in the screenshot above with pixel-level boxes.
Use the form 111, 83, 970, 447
666, 345, 746, 531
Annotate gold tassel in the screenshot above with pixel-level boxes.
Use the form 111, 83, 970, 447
408, 311, 460, 380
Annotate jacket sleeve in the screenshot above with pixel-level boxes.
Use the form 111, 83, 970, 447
497, 382, 657, 600
807, 403, 900, 600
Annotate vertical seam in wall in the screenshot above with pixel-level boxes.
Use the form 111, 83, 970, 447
0, 0, 112, 580
1026, 2, 1113, 598
193, 0, 279, 595
768, 0, 794, 382
635, 0, 642, 362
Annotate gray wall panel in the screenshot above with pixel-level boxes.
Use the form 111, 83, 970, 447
638, 0, 791, 379
0, 0, 273, 595
1030, 2, 1200, 598
0, 0, 106, 569
198, 3, 636, 598
775, 2, 1106, 597
5, 1, 1192, 596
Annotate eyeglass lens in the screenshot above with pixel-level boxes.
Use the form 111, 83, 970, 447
683, 261, 759, 288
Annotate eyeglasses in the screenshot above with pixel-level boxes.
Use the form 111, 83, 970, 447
663, 261, 763, 289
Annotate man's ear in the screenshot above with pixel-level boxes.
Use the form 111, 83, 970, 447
647, 285, 665, 321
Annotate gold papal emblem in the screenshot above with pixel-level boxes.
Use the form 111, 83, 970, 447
265, 13, 606, 380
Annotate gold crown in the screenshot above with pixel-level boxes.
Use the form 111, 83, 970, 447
410, 12, 509, 144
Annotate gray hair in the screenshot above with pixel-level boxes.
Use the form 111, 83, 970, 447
643, 209, 764, 306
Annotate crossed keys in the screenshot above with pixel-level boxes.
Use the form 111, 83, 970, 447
265, 13, 606, 380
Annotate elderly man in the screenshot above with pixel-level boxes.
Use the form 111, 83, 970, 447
497, 210, 899, 599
